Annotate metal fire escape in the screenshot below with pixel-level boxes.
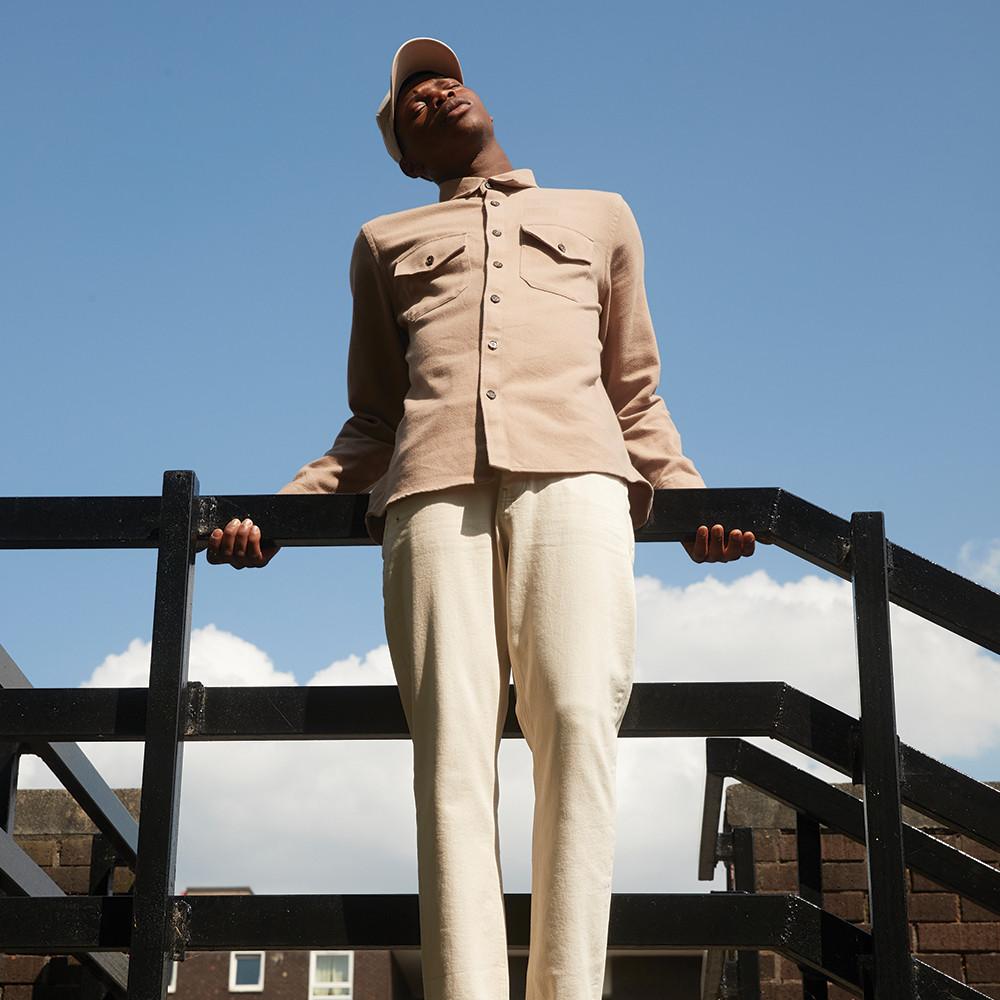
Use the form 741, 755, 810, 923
1, 472, 998, 998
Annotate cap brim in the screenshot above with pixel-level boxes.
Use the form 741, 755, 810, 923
391, 37, 464, 120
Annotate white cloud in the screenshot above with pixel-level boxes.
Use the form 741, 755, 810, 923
81, 623, 298, 690
307, 644, 396, 686
18, 570, 1000, 897
958, 538, 1000, 592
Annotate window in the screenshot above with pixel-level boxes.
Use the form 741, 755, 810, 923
308, 952, 353, 999
228, 951, 265, 992
167, 960, 177, 993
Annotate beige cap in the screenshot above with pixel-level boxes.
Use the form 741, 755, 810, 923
376, 37, 464, 163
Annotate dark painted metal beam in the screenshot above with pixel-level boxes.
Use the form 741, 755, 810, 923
727, 827, 761, 1000
126, 472, 197, 999
0, 892, 983, 998
6, 680, 998, 856
0, 740, 17, 832
1, 485, 996, 651
0, 496, 162, 549
644, 488, 1000, 652
850, 511, 913, 1000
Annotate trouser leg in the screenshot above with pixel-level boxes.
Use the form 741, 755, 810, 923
498, 471, 637, 1000
382, 479, 512, 1000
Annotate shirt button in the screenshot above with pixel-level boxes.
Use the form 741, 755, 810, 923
492, 260, 503, 268
425, 255, 434, 266
557, 243, 566, 253
492, 228, 502, 236
490, 293, 500, 303
483, 179, 492, 188
490, 199, 500, 206
488, 339, 498, 350
485, 389, 497, 399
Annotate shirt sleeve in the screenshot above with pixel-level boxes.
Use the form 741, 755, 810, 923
277, 224, 409, 495
599, 194, 706, 490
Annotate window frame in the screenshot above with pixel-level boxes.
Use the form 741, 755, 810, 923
308, 951, 354, 999
228, 950, 266, 993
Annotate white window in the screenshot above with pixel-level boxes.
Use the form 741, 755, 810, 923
308, 951, 353, 999
229, 951, 265, 992
167, 960, 177, 993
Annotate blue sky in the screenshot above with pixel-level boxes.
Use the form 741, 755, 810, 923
2, 2, 999, 889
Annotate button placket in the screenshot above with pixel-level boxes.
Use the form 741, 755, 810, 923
480, 184, 509, 460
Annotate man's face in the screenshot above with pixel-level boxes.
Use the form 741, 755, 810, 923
393, 70, 493, 180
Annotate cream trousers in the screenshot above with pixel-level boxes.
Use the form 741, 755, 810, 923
381, 470, 637, 1000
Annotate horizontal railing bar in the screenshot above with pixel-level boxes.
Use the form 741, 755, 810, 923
649, 488, 1000, 653
701, 738, 1000, 919
2, 486, 995, 652
0, 891, 982, 998
6, 680, 998, 854
0, 893, 858, 978
0, 681, 788, 742
0, 497, 162, 549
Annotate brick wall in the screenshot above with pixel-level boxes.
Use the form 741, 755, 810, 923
724, 779, 1000, 999
3, 787, 141, 999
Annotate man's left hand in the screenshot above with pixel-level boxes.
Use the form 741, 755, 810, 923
682, 524, 767, 563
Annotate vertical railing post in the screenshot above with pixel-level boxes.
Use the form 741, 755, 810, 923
794, 812, 828, 999
850, 511, 913, 999
0, 742, 19, 832
126, 471, 197, 999
729, 826, 761, 1000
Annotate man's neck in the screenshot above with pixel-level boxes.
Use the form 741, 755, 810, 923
434, 142, 513, 186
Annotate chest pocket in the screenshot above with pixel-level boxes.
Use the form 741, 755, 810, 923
391, 231, 471, 324
519, 222, 596, 302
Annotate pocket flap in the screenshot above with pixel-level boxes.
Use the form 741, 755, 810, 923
392, 232, 469, 278
520, 222, 594, 263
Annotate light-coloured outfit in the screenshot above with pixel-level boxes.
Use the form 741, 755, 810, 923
277, 167, 705, 544
277, 168, 705, 999
381, 470, 636, 1000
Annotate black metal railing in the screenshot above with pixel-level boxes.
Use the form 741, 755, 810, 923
2, 472, 998, 1000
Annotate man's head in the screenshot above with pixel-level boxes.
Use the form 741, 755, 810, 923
375, 38, 496, 184
393, 71, 494, 182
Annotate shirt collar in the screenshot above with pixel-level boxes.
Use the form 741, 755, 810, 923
437, 167, 538, 203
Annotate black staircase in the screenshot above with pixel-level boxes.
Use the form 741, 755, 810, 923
1, 474, 998, 999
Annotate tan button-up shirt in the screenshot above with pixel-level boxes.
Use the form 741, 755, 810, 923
278, 167, 706, 543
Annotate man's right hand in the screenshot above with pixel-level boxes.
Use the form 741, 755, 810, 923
204, 517, 280, 569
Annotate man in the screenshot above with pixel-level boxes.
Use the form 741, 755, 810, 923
208, 37, 761, 1000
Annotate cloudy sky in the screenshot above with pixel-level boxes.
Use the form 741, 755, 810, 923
2, 2, 998, 896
